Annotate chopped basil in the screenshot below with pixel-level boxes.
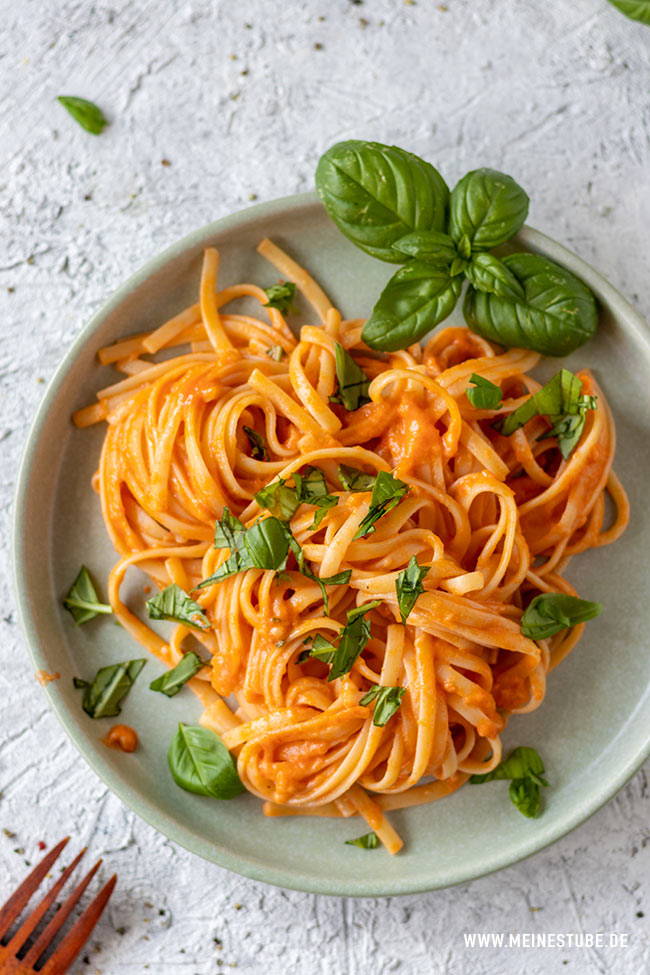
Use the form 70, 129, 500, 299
73, 659, 146, 719
63, 566, 113, 625
508, 778, 543, 818
167, 723, 245, 798
359, 684, 406, 726
338, 464, 377, 492
149, 651, 206, 697
266, 344, 285, 361
263, 282, 296, 314
301, 600, 380, 680
345, 832, 379, 849
333, 343, 371, 411
57, 95, 107, 135
466, 373, 503, 410
495, 369, 597, 460
470, 746, 548, 818
146, 584, 210, 631
395, 556, 430, 624
255, 479, 302, 521
520, 593, 602, 640
354, 470, 410, 539
213, 508, 246, 550
243, 425, 269, 461
256, 466, 339, 529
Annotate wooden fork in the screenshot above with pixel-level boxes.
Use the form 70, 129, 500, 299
0, 838, 116, 975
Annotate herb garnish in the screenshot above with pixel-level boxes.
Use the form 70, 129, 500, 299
73, 659, 146, 719
520, 593, 602, 640
395, 556, 430, 624
167, 723, 244, 798
57, 96, 108, 135
470, 746, 548, 818
243, 425, 269, 460
338, 465, 377, 492
465, 373, 503, 411
266, 344, 285, 361
263, 282, 296, 314
345, 832, 379, 849
149, 651, 206, 697
301, 600, 380, 680
63, 566, 113, 624
255, 466, 339, 529
333, 344, 371, 411
607, 1, 650, 25
359, 684, 406, 726
354, 470, 410, 539
146, 584, 210, 631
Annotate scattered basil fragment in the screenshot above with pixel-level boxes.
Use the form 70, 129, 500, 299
333, 343, 371, 411
391, 229, 458, 267
63, 566, 113, 625
146, 584, 210, 631
509, 777, 543, 818
345, 832, 379, 849
167, 723, 245, 798
243, 425, 269, 461
266, 344, 285, 361
465, 252, 525, 302
520, 593, 602, 640
607, 0, 650, 25
256, 467, 339, 528
359, 684, 406, 726
338, 464, 377, 492
449, 168, 529, 252
470, 746, 548, 819
74, 659, 146, 719
199, 516, 291, 586
149, 651, 206, 697
302, 600, 381, 680
57, 95, 107, 135
263, 282, 296, 313
213, 507, 247, 550
354, 470, 410, 539
255, 479, 302, 521
466, 373, 503, 410
395, 556, 430, 623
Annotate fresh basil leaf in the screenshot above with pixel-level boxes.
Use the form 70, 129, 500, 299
263, 282, 296, 313
293, 465, 329, 499
470, 746, 548, 785
244, 517, 292, 569
449, 256, 469, 277
243, 425, 269, 461
213, 508, 246, 550
345, 831, 379, 849
255, 478, 302, 521
72, 677, 89, 689
354, 470, 410, 539
509, 778, 542, 817
302, 601, 381, 680
149, 651, 206, 697
333, 344, 371, 411
301, 633, 338, 664
520, 593, 602, 640
391, 229, 458, 267
167, 723, 244, 799
537, 400, 598, 461
465, 253, 525, 302
74, 659, 146, 719
361, 260, 462, 352
57, 95, 107, 135
307, 496, 339, 530
257, 467, 339, 529
464, 252, 598, 356
146, 584, 210, 631
466, 373, 503, 410
338, 465, 377, 492
315, 140, 449, 263
63, 566, 113, 625
395, 556, 430, 624
449, 168, 529, 251
266, 344, 285, 361
456, 234, 472, 260
359, 684, 406, 726
607, 0, 650, 24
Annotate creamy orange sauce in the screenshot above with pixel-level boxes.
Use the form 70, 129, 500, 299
102, 724, 139, 753
35, 669, 60, 686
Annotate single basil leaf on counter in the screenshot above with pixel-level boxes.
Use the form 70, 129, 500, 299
255, 478, 302, 521
361, 260, 462, 353
466, 373, 503, 411
465, 252, 525, 302
470, 746, 548, 786
243, 425, 269, 461
359, 684, 406, 726
520, 593, 602, 640
395, 556, 430, 624
338, 464, 377, 492
333, 343, 371, 411
391, 229, 458, 268
149, 651, 206, 697
57, 95, 107, 135
463, 252, 598, 356
63, 566, 113, 625
167, 723, 245, 799
449, 168, 529, 251
213, 508, 246, 550
74, 659, 146, 719
607, 0, 650, 25
146, 584, 210, 632
345, 831, 379, 849
354, 470, 410, 539
263, 282, 296, 314
315, 139, 449, 263
266, 344, 285, 361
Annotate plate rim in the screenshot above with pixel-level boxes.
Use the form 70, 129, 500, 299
12, 190, 650, 896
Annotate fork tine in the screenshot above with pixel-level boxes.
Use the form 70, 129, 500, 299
0, 838, 69, 939
4, 847, 87, 955
21, 859, 102, 968
39, 874, 116, 975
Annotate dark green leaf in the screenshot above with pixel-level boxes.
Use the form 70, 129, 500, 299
146, 584, 210, 631
466, 373, 503, 410
315, 139, 449, 263
391, 229, 457, 267
255, 478, 302, 520
243, 425, 269, 461
395, 556, 430, 623
449, 256, 469, 277
465, 253, 525, 302
359, 684, 406, 726
244, 517, 292, 569
607, 0, 650, 24
307, 496, 339, 530
74, 659, 146, 719
149, 651, 206, 697
72, 677, 89, 689
509, 778, 542, 817
167, 723, 245, 798
338, 464, 377, 492
302, 601, 381, 680
520, 593, 602, 640
301, 633, 338, 664
470, 746, 548, 785
334, 344, 371, 411
293, 465, 329, 498
464, 252, 598, 357
354, 470, 410, 539
345, 831, 379, 849
263, 282, 296, 313
449, 168, 529, 251
57, 96, 107, 135
361, 261, 462, 352
257, 467, 339, 529
63, 566, 113, 625
213, 508, 246, 550
266, 344, 285, 361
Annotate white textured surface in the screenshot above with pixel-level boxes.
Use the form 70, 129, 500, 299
1, 0, 650, 972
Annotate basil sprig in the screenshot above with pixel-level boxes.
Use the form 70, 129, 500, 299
338, 465, 377, 492
345, 832, 379, 849
167, 723, 244, 799
149, 651, 206, 697
63, 566, 113, 624
470, 746, 548, 818
301, 601, 380, 680
146, 584, 210, 631
73, 659, 145, 718
495, 369, 597, 460
466, 374, 503, 410
521, 593, 602, 640
315, 140, 598, 356
263, 282, 296, 313
395, 556, 430, 624
354, 471, 409, 539
359, 684, 406, 726
333, 344, 371, 411
243, 425, 269, 460
607, 0, 650, 25
57, 95, 107, 134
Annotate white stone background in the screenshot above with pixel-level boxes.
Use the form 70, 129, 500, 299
1, 0, 649, 972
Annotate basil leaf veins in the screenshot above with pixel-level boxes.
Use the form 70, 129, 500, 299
167, 723, 245, 798
63, 566, 113, 625
149, 651, 206, 697
395, 556, 430, 623
333, 344, 371, 411
520, 593, 602, 640
359, 684, 406, 726
74, 659, 146, 719
354, 470, 410, 539
146, 584, 210, 631
449, 168, 529, 252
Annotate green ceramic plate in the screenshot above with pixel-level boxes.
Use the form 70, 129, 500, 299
12, 193, 650, 896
